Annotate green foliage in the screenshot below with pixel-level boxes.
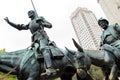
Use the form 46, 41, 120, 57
0, 49, 16, 80
0, 72, 16, 80
71, 65, 104, 80
0, 48, 6, 54
88, 65, 104, 80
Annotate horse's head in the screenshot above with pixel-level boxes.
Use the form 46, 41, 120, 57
72, 38, 85, 62
72, 38, 90, 78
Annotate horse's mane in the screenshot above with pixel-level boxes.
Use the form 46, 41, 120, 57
6, 49, 27, 55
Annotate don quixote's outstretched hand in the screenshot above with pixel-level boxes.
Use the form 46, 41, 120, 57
4, 17, 10, 23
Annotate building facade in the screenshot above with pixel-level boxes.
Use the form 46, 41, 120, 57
70, 7, 102, 50
98, 0, 120, 24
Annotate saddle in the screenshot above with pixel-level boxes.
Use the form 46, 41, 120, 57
101, 44, 114, 53
37, 42, 64, 61
101, 44, 120, 59
49, 46, 64, 59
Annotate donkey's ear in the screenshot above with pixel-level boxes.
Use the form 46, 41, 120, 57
65, 47, 75, 55
72, 38, 84, 52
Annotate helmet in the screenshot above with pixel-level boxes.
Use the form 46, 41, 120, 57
28, 10, 35, 18
98, 18, 109, 26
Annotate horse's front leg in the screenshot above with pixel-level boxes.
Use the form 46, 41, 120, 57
60, 74, 73, 80
27, 77, 33, 80
27, 76, 45, 80
101, 67, 110, 80
76, 73, 94, 80
109, 64, 118, 80
27, 75, 41, 80
27, 67, 42, 80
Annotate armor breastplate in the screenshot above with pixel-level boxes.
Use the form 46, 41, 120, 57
104, 33, 116, 44
101, 25, 120, 45
29, 19, 49, 42
29, 19, 42, 34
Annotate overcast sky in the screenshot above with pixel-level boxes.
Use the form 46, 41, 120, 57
0, 0, 106, 52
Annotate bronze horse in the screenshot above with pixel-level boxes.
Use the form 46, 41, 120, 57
0, 40, 92, 80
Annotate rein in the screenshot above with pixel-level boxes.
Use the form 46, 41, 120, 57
0, 64, 19, 80
59, 47, 74, 66
0, 47, 29, 80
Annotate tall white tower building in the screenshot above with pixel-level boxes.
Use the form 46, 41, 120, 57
70, 7, 102, 50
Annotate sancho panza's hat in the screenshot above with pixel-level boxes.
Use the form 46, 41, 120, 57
98, 18, 109, 25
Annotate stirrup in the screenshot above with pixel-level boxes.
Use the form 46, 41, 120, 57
41, 68, 59, 77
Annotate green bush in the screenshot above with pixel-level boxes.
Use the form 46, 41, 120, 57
0, 49, 16, 80
0, 72, 16, 80
88, 65, 104, 80
0, 48, 6, 54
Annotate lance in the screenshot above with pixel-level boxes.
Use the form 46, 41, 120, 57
30, 0, 44, 59
30, 0, 44, 29
31, 0, 38, 18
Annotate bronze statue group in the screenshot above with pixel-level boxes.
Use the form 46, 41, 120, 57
1, 8, 120, 80
1, 10, 90, 80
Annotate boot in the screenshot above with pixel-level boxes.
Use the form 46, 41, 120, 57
42, 49, 56, 76
44, 67, 56, 76
41, 67, 57, 77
